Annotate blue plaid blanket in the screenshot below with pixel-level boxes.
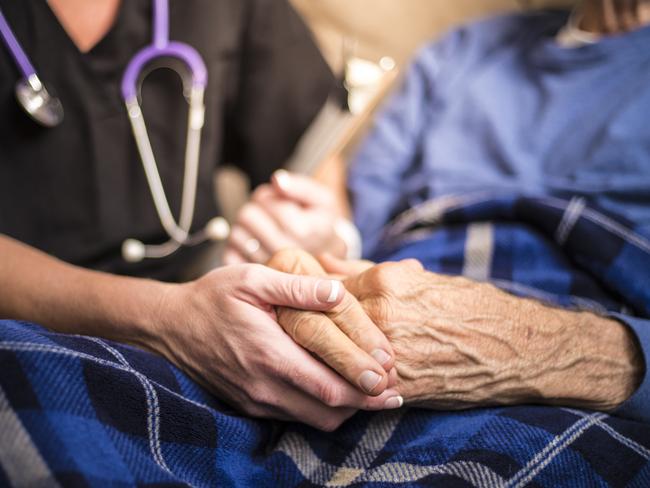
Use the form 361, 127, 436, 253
1, 193, 649, 487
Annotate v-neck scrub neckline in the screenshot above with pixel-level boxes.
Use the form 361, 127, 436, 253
43, 0, 127, 56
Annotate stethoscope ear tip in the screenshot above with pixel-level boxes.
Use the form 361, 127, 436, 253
122, 239, 146, 263
15, 77, 64, 128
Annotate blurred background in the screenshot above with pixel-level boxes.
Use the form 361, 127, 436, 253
290, 0, 574, 72
215, 0, 576, 253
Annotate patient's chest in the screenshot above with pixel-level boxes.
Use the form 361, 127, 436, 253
411, 47, 650, 229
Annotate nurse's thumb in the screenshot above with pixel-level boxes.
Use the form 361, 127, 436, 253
253, 267, 345, 311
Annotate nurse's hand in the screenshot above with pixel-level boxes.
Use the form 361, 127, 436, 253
223, 171, 348, 265
151, 263, 401, 431
267, 249, 400, 400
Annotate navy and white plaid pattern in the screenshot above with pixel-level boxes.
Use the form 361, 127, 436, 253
1, 192, 649, 487
378, 192, 650, 317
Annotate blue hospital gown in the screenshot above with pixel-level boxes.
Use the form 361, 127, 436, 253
349, 11, 650, 423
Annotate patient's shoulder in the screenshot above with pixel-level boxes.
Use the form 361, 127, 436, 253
411, 10, 570, 82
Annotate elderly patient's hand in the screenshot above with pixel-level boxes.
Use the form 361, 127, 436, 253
267, 250, 403, 409
324, 258, 643, 411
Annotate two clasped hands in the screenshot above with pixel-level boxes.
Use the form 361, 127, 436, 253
143, 171, 641, 432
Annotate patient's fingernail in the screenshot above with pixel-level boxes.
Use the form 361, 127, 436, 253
384, 396, 404, 409
316, 280, 342, 303
359, 370, 382, 393
274, 170, 291, 190
371, 349, 391, 366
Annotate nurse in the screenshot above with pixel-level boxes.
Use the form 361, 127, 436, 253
0, 0, 400, 431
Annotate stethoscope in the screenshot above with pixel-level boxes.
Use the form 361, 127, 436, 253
0, 0, 231, 263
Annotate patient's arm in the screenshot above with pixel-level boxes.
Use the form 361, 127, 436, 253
333, 258, 644, 411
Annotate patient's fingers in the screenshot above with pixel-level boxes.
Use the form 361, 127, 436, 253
327, 292, 396, 373
277, 307, 390, 396
318, 253, 375, 278
275, 336, 403, 411
268, 249, 399, 399
268, 248, 327, 275
269, 249, 396, 374
388, 367, 398, 388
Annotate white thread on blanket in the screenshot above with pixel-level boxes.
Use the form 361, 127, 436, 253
541, 197, 650, 254
85, 338, 175, 479
326, 410, 404, 485
0, 341, 211, 413
555, 197, 586, 245
4, 340, 648, 487
388, 191, 650, 256
0, 385, 62, 488
463, 222, 495, 282
360, 461, 507, 487
277, 428, 508, 488
562, 408, 650, 460
506, 413, 605, 488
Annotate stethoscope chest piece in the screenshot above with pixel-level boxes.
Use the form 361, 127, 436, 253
15, 75, 64, 128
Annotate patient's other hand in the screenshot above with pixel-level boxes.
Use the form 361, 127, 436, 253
331, 259, 642, 411
268, 249, 402, 407
223, 172, 347, 265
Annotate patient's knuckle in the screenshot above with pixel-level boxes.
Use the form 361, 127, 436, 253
370, 263, 396, 286
268, 248, 311, 273
290, 315, 326, 348
346, 324, 367, 347
401, 259, 424, 271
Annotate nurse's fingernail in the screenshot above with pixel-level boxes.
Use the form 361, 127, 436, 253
371, 349, 391, 366
384, 396, 404, 409
359, 370, 382, 393
316, 280, 342, 304
274, 170, 291, 190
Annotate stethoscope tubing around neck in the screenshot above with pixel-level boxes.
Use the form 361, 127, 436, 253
153, 0, 169, 48
0, 0, 229, 262
121, 0, 225, 262
0, 8, 37, 79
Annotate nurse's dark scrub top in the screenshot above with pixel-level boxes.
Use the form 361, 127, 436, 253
0, 0, 336, 281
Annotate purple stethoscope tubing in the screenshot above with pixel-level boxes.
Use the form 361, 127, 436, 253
0, 8, 37, 79
121, 0, 208, 103
0, 0, 207, 100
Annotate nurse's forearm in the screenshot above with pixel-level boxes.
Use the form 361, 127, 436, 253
0, 235, 169, 348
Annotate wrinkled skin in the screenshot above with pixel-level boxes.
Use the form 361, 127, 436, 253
270, 251, 643, 412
